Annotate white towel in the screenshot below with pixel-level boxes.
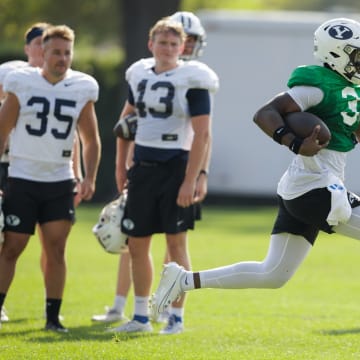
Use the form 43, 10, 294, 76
326, 174, 351, 226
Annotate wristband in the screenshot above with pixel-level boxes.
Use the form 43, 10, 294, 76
289, 137, 304, 154
273, 125, 292, 144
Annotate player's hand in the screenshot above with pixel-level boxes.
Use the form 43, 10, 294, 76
177, 180, 196, 208
73, 180, 83, 207
299, 126, 329, 156
115, 166, 128, 194
78, 178, 95, 201
194, 173, 208, 203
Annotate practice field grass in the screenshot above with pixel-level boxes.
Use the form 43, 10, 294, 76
1, 204, 360, 359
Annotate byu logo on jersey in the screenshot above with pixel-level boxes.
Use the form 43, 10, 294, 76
328, 25, 353, 40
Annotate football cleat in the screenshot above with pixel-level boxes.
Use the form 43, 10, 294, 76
159, 314, 184, 335
150, 262, 185, 319
107, 319, 153, 333
153, 309, 170, 324
91, 306, 127, 323
1, 308, 9, 322
45, 320, 68, 333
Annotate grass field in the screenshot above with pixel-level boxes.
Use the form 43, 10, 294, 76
0, 204, 360, 359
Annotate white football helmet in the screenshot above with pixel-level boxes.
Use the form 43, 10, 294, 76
170, 11, 206, 60
92, 193, 128, 254
314, 18, 360, 85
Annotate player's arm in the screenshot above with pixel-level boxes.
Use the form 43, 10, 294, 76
354, 119, 360, 142
178, 113, 210, 207
72, 131, 83, 207
195, 118, 211, 202
77, 100, 101, 201
253, 92, 324, 156
0, 92, 19, 156
115, 101, 136, 193
0, 85, 5, 101
177, 88, 211, 207
254, 92, 300, 141
72, 130, 82, 181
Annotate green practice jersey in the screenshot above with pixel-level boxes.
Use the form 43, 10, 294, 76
288, 65, 360, 152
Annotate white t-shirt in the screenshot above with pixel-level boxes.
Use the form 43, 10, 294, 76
278, 86, 347, 200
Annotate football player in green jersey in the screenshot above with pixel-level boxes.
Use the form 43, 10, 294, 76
150, 18, 360, 321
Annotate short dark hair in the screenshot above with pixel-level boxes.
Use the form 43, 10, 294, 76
25, 22, 51, 44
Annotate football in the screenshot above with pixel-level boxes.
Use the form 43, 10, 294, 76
283, 112, 331, 145
113, 113, 138, 140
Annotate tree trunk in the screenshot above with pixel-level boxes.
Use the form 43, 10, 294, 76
120, 0, 181, 68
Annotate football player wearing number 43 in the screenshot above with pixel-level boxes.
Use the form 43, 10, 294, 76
0, 25, 101, 332
151, 18, 360, 321
92, 12, 213, 333
111, 17, 219, 334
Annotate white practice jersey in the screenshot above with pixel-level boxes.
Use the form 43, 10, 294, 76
0, 60, 29, 163
3, 67, 99, 181
0, 60, 28, 85
126, 58, 219, 150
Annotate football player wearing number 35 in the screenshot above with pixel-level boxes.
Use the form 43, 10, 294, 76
151, 18, 360, 323
0, 25, 101, 332
110, 17, 218, 334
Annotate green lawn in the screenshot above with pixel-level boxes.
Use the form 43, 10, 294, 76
1, 205, 360, 359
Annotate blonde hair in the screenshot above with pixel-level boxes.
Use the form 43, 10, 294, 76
42, 25, 75, 44
149, 17, 186, 43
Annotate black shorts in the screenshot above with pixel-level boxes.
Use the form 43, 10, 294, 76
272, 188, 360, 245
0, 162, 9, 191
121, 158, 196, 237
194, 202, 202, 221
3, 177, 76, 234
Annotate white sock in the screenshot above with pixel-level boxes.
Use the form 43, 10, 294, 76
134, 296, 149, 317
112, 295, 126, 313
182, 271, 195, 291
170, 306, 184, 319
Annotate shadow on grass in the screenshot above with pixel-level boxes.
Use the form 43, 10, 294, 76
0, 321, 160, 343
320, 328, 360, 336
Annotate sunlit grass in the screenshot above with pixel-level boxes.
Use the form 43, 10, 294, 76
1, 205, 360, 359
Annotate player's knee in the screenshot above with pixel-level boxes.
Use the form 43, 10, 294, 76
263, 269, 292, 288
0, 246, 22, 263
267, 276, 290, 289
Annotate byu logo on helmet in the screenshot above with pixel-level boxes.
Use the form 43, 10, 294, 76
314, 18, 360, 85
328, 25, 353, 40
